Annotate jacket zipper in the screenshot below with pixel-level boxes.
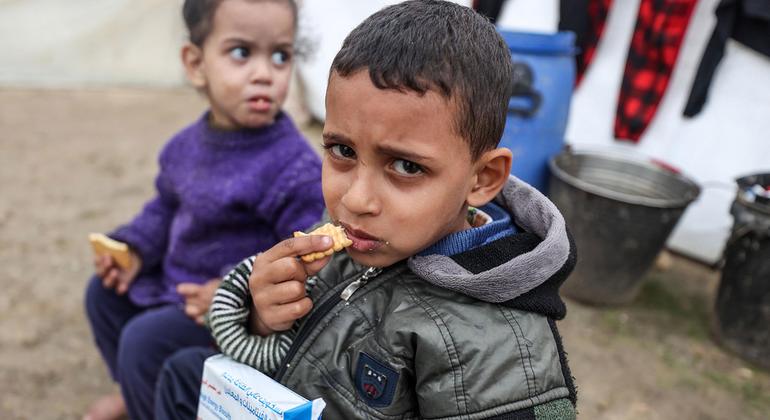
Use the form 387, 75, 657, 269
340, 267, 382, 301
274, 266, 382, 381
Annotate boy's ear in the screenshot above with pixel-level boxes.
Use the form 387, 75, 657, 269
467, 147, 513, 207
181, 43, 206, 89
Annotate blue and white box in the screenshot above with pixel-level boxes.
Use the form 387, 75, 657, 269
198, 355, 325, 420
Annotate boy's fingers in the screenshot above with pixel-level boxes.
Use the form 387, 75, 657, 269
303, 255, 331, 276
285, 257, 317, 283
261, 297, 313, 330
258, 280, 307, 305
251, 256, 308, 287
261, 235, 333, 262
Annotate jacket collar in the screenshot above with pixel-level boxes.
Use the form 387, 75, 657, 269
407, 175, 572, 305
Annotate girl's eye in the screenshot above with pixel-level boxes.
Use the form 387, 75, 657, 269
271, 50, 291, 65
392, 159, 423, 176
229, 47, 250, 61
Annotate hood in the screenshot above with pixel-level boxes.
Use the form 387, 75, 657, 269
408, 175, 576, 318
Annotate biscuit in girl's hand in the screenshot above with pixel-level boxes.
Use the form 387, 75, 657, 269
88, 233, 132, 270
293, 223, 352, 262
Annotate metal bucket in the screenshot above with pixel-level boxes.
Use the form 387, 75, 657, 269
549, 148, 701, 305
713, 173, 770, 369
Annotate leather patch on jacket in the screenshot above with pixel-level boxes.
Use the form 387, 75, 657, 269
354, 352, 398, 407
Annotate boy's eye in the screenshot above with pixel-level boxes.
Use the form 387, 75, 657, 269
271, 50, 291, 65
229, 47, 250, 60
326, 144, 356, 159
392, 159, 423, 176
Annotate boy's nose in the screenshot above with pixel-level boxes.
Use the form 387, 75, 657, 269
340, 172, 381, 216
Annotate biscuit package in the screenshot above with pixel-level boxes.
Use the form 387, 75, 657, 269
198, 355, 325, 420
293, 223, 352, 262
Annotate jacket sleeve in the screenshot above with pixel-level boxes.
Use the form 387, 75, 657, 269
482, 399, 575, 420
406, 294, 575, 419
109, 151, 177, 270
207, 256, 300, 377
256, 150, 325, 240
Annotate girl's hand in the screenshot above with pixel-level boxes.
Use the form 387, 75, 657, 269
177, 278, 222, 325
248, 235, 334, 336
94, 251, 141, 295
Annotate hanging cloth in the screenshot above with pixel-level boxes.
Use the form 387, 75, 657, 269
683, 0, 770, 117
559, 0, 614, 85
473, 0, 508, 24
614, 0, 699, 142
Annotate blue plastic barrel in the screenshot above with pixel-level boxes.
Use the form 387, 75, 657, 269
498, 30, 576, 193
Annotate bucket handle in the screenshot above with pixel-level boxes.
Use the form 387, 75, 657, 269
508, 61, 541, 118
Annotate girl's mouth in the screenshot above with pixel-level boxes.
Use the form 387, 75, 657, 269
340, 223, 386, 252
247, 96, 272, 112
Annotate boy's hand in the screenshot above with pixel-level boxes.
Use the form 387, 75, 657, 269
177, 278, 222, 325
94, 251, 141, 295
249, 235, 334, 336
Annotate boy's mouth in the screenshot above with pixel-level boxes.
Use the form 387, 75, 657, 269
247, 95, 272, 112
339, 223, 386, 252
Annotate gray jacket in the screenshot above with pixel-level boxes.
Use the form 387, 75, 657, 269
268, 176, 577, 419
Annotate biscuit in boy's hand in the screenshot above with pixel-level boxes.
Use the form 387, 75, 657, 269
88, 233, 133, 270
293, 223, 352, 262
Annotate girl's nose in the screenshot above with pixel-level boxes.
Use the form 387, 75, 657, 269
250, 57, 272, 85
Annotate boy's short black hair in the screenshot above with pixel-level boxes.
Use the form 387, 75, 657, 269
331, 0, 513, 160
183, 0, 298, 47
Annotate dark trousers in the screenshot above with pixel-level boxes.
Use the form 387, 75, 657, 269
84, 276, 214, 420
155, 346, 217, 420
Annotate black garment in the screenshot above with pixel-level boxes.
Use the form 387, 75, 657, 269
559, 0, 591, 74
558, 0, 613, 83
684, 0, 770, 117
474, 0, 508, 23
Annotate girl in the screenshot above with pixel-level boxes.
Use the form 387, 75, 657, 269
83, 1, 322, 419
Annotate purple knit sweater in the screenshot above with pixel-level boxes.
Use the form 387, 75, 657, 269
110, 112, 324, 306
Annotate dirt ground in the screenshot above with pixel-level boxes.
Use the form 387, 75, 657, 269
1, 88, 768, 419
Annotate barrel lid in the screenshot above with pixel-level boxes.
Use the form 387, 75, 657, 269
735, 173, 770, 216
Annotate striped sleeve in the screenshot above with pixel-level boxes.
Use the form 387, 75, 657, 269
208, 256, 308, 376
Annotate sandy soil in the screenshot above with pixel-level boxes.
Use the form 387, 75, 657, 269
0, 88, 768, 419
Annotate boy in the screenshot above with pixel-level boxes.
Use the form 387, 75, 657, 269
156, 1, 577, 418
